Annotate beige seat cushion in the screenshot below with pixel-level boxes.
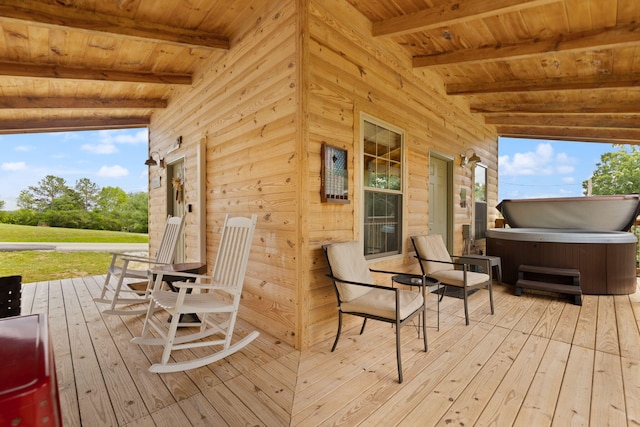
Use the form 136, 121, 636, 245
326, 241, 374, 302
413, 234, 453, 274
429, 269, 490, 287
341, 288, 424, 320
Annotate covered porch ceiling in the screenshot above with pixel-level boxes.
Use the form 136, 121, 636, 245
0, 0, 638, 144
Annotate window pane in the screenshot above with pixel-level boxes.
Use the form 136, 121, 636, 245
364, 191, 402, 258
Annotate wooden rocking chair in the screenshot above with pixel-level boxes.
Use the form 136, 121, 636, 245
131, 214, 258, 373
94, 215, 185, 315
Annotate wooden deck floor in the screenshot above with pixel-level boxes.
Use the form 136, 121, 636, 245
19, 275, 640, 426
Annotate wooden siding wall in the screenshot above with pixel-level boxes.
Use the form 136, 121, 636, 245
148, 0, 301, 347
304, 0, 499, 346
147, 0, 499, 350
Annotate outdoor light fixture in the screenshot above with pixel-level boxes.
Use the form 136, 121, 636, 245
460, 149, 481, 167
144, 151, 165, 168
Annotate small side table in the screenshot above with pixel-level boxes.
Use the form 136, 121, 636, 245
459, 254, 502, 285
392, 274, 441, 331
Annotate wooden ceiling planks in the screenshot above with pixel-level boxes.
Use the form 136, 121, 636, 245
0, 0, 638, 143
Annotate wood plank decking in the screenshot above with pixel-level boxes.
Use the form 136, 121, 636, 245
19, 275, 640, 426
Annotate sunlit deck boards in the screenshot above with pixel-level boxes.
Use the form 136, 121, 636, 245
20, 276, 640, 426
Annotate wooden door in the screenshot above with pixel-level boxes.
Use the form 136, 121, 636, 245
429, 155, 452, 250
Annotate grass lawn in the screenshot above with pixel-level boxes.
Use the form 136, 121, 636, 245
0, 251, 114, 283
0, 224, 148, 283
0, 223, 148, 243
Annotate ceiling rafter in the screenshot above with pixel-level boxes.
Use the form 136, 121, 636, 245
0, 0, 230, 50
484, 114, 640, 129
470, 101, 640, 114
447, 73, 640, 95
496, 125, 640, 143
0, 97, 167, 109
372, 0, 557, 38
0, 116, 151, 134
413, 22, 640, 67
0, 61, 191, 85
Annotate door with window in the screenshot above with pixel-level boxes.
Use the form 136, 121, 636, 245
166, 159, 185, 262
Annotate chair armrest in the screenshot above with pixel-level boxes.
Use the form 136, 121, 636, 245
326, 274, 399, 293
454, 256, 491, 273
369, 268, 413, 276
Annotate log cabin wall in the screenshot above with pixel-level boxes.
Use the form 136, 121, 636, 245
148, 0, 301, 346
303, 0, 499, 346
146, 0, 499, 350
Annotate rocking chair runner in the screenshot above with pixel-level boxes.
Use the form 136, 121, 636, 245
131, 214, 258, 373
94, 215, 185, 315
323, 241, 427, 384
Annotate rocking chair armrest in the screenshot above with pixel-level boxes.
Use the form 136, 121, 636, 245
325, 274, 399, 293
110, 252, 157, 263
149, 270, 210, 280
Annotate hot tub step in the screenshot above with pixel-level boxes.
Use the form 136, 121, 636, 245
516, 265, 582, 305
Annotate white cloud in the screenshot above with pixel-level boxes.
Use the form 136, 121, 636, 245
2, 161, 27, 171
82, 143, 118, 154
556, 165, 575, 174
499, 143, 576, 177
97, 165, 128, 178
99, 129, 147, 145
15, 145, 34, 152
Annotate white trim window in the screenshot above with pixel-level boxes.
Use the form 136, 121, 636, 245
362, 115, 403, 259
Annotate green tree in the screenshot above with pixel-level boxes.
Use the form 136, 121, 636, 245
16, 189, 37, 210
26, 175, 69, 211
75, 178, 100, 210
121, 192, 149, 232
52, 188, 84, 211
0, 199, 4, 210
583, 146, 640, 195
96, 186, 128, 213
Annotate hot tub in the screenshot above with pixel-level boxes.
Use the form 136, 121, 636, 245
487, 195, 640, 295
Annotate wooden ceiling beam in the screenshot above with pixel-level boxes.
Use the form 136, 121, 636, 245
485, 114, 640, 129
496, 125, 640, 144
448, 73, 640, 95
0, 61, 191, 85
470, 101, 640, 114
0, 0, 229, 50
372, 0, 556, 37
414, 22, 640, 67
0, 97, 167, 109
0, 116, 150, 134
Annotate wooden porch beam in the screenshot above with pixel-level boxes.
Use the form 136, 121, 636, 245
0, 0, 229, 50
0, 116, 150, 134
470, 101, 640, 114
496, 125, 640, 143
372, 0, 557, 37
0, 96, 167, 109
0, 61, 191, 85
414, 22, 640, 67
485, 114, 640, 129
447, 73, 640, 95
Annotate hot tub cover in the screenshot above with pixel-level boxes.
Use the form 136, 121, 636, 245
496, 195, 640, 231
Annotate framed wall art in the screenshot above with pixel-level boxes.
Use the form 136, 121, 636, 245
321, 143, 349, 203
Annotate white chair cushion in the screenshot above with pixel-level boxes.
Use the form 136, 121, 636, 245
429, 270, 490, 287
326, 241, 374, 302
341, 288, 424, 320
413, 234, 453, 274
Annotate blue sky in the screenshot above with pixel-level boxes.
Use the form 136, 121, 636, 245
498, 137, 618, 201
0, 130, 621, 211
1, 128, 148, 210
